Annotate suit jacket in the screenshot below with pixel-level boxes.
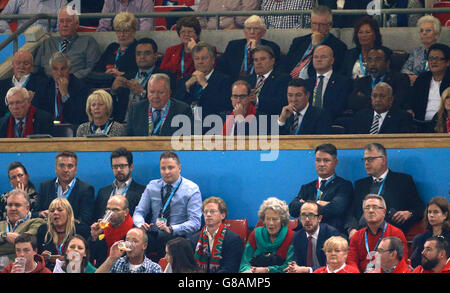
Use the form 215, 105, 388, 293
339, 46, 393, 79
243, 70, 291, 116
347, 71, 412, 113
35, 178, 95, 225
93, 179, 146, 222
216, 38, 281, 81
93, 40, 138, 80
282, 33, 348, 77
289, 175, 353, 232
349, 108, 414, 134
0, 107, 54, 138
0, 72, 48, 117
126, 98, 194, 136
345, 170, 425, 233
412, 68, 450, 121
189, 227, 243, 273
292, 223, 340, 270
307, 72, 351, 120
34, 74, 89, 127
110, 67, 176, 123
279, 105, 332, 135
176, 70, 232, 118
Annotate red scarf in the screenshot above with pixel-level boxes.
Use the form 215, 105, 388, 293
222, 103, 257, 135
104, 214, 134, 255
6, 105, 36, 138
446, 119, 450, 133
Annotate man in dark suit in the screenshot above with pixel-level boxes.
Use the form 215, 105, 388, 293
93, 148, 146, 222
282, 6, 347, 79
110, 38, 176, 123
289, 144, 353, 233
242, 45, 290, 116
285, 201, 340, 273
346, 143, 425, 238
278, 78, 332, 135
0, 50, 48, 118
0, 87, 53, 138
346, 47, 412, 115
33, 52, 89, 128
349, 82, 414, 134
176, 42, 232, 134
126, 73, 194, 136
34, 151, 95, 226
216, 15, 281, 81
307, 45, 351, 121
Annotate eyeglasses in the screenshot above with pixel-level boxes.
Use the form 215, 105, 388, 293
361, 156, 384, 163
203, 209, 219, 215
112, 164, 129, 170
300, 213, 319, 220
231, 94, 248, 100
179, 29, 196, 35
7, 100, 26, 106
428, 57, 446, 62
363, 205, 385, 211
376, 248, 393, 254
6, 203, 26, 208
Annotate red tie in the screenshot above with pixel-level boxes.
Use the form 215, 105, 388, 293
17, 120, 24, 137
306, 236, 313, 267
56, 89, 63, 122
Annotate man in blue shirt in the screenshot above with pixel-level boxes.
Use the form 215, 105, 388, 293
133, 151, 202, 261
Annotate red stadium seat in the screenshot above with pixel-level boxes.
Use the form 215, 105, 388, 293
158, 257, 168, 271
433, 2, 450, 27
224, 219, 249, 247
288, 219, 299, 230
77, 25, 98, 32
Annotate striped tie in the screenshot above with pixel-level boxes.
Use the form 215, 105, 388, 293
60, 39, 69, 53
291, 113, 300, 134
370, 113, 381, 134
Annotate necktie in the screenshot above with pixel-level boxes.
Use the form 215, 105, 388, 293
291, 112, 300, 134
153, 109, 162, 127
290, 45, 315, 79
314, 75, 325, 108
370, 113, 381, 134
255, 75, 265, 93
241, 44, 253, 77
17, 120, 24, 137
306, 236, 314, 268
162, 184, 173, 223
319, 179, 327, 192
55, 89, 63, 122
61, 39, 69, 53
140, 71, 148, 79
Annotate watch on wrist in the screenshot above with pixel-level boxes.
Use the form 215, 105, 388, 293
168, 226, 173, 234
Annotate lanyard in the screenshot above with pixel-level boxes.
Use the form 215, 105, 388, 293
6, 214, 29, 232
376, 179, 385, 195
316, 175, 335, 200
14, 75, 31, 88
371, 75, 384, 90
91, 119, 112, 135
54, 86, 63, 121
56, 242, 65, 255
160, 178, 183, 216
423, 50, 429, 71
56, 178, 77, 199
294, 112, 303, 135
181, 48, 185, 77
135, 71, 152, 88
58, 40, 69, 53
148, 100, 171, 135
364, 221, 387, 256
114, 47, 127, 68
359, 53, 368, 77
115, 183, 130, 196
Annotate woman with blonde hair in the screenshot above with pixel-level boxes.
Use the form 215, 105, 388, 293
36, 198, 89, 270
76, 90, 124, 137
434, 87, 450, 133
314, 236, 359, 273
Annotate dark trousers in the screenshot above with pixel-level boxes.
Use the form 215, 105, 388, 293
145, 230, 180, 262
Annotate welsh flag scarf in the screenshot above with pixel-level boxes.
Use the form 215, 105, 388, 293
6, 105, 36, 138
194, 224, 227, 273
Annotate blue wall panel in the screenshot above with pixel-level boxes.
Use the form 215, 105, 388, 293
1, 148, 449, 226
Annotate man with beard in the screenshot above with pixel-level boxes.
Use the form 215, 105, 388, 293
94, 148, 146, 222
90, 195, 135, 267
285, 201, 339, 273
413, 236, 450, 273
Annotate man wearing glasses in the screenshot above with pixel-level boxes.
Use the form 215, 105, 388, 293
93, 148, 146, 222
283, 6, 347, 80
285, 201, 339, 273
345, 143, 424, 238
368, 236, 412, 273
216, 15, 281, 81
347, 194, 408, 273
289, 143, 352, 233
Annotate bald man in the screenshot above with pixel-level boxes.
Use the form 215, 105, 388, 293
307, 45, 351, 121
90, 195, 134, 267
0, 50, 48, 117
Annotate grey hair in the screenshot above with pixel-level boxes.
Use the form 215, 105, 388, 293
364, 143, 387, 157
417, 15, 441, 35
192, 41, 215, 59
49, 51, 71, 69
362, 194, 387, 210
59, 5, 79, 23
244, 15, 266, 30
6, 188, 30, 207
5, 86, 30, 106
373, 82, 393, 97
148, 73, 171, 92
258, 197, 290, 226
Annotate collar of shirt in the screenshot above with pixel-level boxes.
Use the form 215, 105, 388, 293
55, 177, 77, 196
204, 69, 214, 81
151, 101, 169, 116
14, 117, 27, 125
162, 176, 182, 190
7, 212, 31, 232
205, 226, 220, 248
295, 103, 309, 117
316, 70, 332, 82
138, 67, 154, 78
12, 74, 30, 86
372, 168, 389, 182
306, 225, 320, 240
317, 174, 335, 182
373, 109, 388, 125
259, 70, 272, 80
326, 263, 347, 273
113, 177, 132, 191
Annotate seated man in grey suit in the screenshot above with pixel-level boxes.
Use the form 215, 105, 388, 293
93, 147, 146, 222
278, 78, 332, 135
126, 73, 193, 136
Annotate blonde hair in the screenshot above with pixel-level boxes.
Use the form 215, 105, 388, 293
86, 89, 113, 122
44, 198, 76, 245
113, 12, 138, 32
244, 15, 266, 30
323, 236, 349, 252
258, 197, 290, 226
435, 87, 450, 133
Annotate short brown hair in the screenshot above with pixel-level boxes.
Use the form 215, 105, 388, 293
160, 151, 180, 164
202, 197, 228, 218
176, 16, 201, 37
